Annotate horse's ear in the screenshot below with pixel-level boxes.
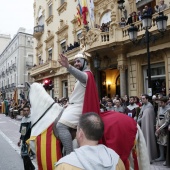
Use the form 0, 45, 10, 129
25, 82, 31, 89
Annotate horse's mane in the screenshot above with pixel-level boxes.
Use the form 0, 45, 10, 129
29, 83, 54, 122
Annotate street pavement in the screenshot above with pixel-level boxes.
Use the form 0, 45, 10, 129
0, 134, 24, 170
0, 113, 169, 170
0, 114, 37, 170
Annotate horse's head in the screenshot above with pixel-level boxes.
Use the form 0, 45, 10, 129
26, 82, 56, 124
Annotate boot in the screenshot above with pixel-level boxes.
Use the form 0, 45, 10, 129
155, 145, 165, 161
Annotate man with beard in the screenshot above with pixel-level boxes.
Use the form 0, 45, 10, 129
155, 97, 170, 166
137, 94, 158, 163
125, 96, 140, 120
56, 52, 100, 155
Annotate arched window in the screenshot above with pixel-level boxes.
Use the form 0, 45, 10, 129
100, 11, 111, 25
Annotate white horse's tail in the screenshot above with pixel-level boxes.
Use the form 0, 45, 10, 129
136, 124, 150, 170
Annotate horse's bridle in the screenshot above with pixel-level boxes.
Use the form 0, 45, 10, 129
31, 102, 55, 129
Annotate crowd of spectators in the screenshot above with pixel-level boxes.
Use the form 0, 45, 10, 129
0, 98, 30, 119
119, 0, 168, 28
63, 41, 80, 54
95, 21, 111, 32
100, 91, 170, 166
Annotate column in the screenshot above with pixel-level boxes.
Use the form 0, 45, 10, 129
117, 54, 127, 97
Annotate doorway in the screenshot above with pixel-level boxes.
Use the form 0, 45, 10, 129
100, 69, 120, 98
143, 63, 166, 95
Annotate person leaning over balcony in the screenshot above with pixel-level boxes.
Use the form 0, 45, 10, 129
119, 17, 126, 28
55, 112, 125, 170
126, 13, 133, 25
142, 5, 153, 15
158, 0, 168, 12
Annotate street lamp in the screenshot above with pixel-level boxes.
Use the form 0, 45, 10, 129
93, 53, 101, 69
128, 24, 138, 42
128, 12, 168, 96
117, 0, 125, 10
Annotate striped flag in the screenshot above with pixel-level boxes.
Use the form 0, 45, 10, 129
36, 123, 62, 170
76, 4, 82, 26
82, 0, 88, 25
78, 0, 82, 15
13, 88, 18, 105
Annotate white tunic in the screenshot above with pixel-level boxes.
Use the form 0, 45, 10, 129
59, 79, 86, 129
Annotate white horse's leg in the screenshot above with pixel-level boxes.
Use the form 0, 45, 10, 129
128, 151, 134, 170
136, 124, 150, 170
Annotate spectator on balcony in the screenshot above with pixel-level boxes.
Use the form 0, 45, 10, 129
119, 17, 126, 28
66, 45, 70, 52
69, 43, 74, 50
100, 23, 105, 32
142, 5, 153, 15
159, 0, 168, 12
132, 11, 139, 23
106, 22, 110, 32
137, 11, 142, 21
100, 23, 110, 32
74, 41, 80, 48
154, 5, 159, 13
126, 13, 133, 25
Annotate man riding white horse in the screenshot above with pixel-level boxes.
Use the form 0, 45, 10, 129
56, 52, 100, 155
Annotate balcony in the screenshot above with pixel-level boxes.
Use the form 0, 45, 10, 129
33, 25, 44, 39
12, 63, 16, 71
9, 66, 12, 73
85, 8, 170, 52
30, 60, 58, 77
26, 62, 33, 70
11, 83, 16, 90
2, 71, 5, 77
6, 69, 9, 75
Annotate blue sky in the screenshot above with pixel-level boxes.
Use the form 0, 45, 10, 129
0, 0, 34, 38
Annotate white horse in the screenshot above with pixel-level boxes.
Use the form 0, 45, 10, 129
26, 82, 63, 170
27, 82, 150, 170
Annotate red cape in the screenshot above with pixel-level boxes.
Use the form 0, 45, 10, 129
99, 111, 137, 167
82, 71, 100, 114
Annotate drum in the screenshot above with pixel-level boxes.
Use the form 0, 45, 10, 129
13, 110, 19, 115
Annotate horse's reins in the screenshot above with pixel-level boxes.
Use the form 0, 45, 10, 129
31, 102, 55, 129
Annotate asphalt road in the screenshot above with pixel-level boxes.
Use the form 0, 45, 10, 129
0, 114, 37, 170
0, 134, 24, 170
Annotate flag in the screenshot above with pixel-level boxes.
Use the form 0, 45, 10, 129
89, 0, 94, 21
13, 88, 18, 105
76, 4, 82, 26
82, 0, 88, 25
35, 123, 62, 170
78, 0, 82, 15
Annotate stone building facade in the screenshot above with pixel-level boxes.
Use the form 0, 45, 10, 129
31, 0, 170, 99
0, 28, 34, 100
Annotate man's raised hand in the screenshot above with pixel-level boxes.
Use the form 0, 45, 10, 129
58, 54, 69, 68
